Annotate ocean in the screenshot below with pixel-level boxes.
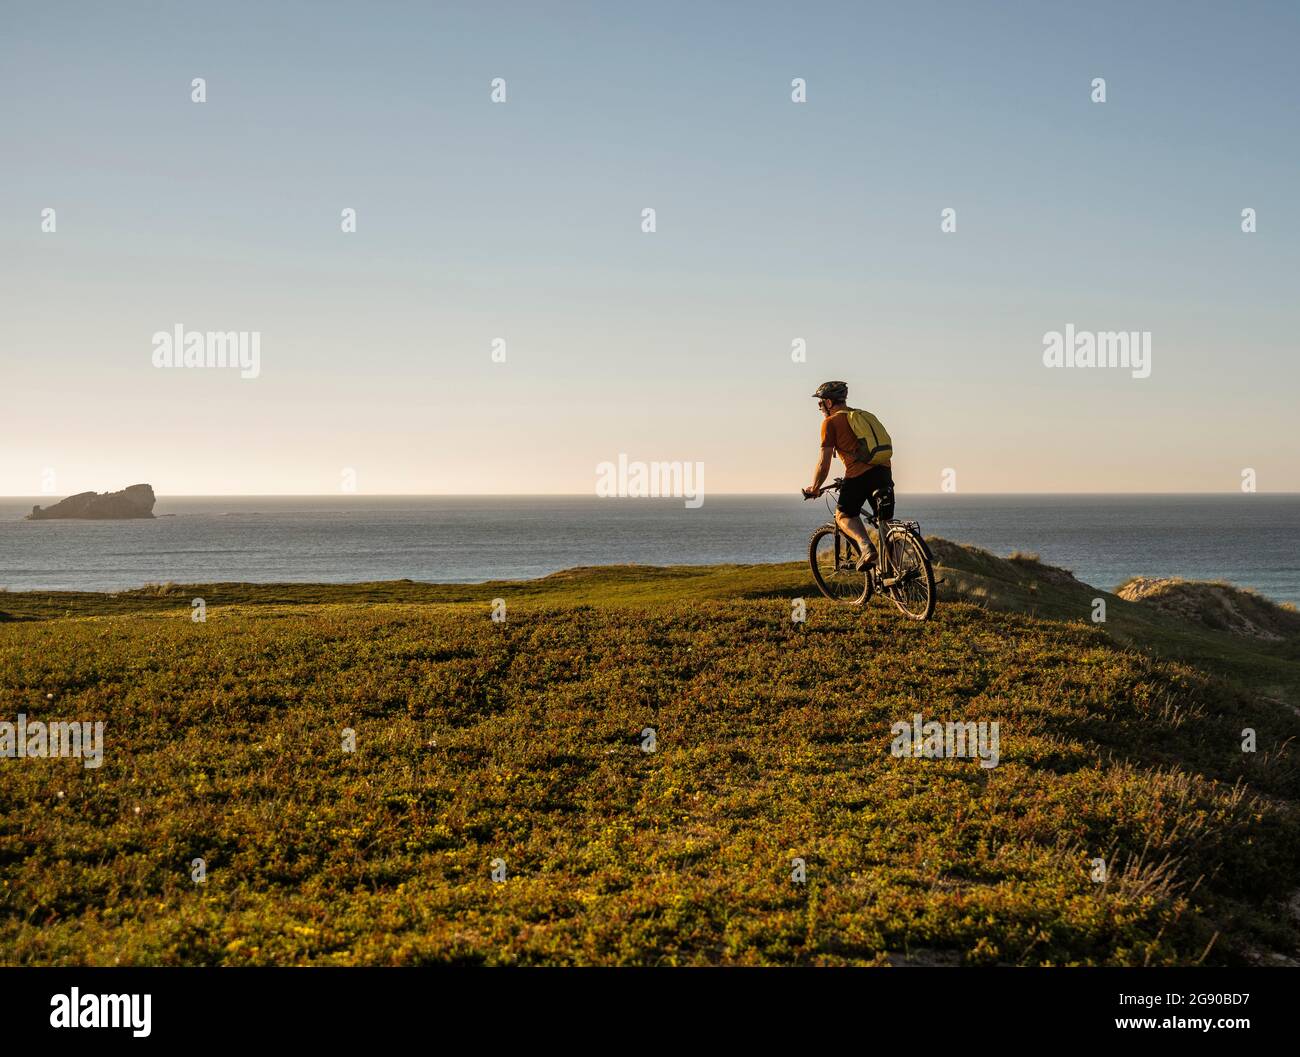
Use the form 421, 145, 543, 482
1, 495, 1298, 605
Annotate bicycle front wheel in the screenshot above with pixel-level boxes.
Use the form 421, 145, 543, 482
808, 524, 870, 605
884, 526, 936, 620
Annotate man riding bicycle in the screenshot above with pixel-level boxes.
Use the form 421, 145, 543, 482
801, 381, 895, 571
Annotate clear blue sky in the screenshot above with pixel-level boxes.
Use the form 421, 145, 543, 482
2, 0, 1297, 494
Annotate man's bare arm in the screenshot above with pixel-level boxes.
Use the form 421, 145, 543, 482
804, 446, 835, 496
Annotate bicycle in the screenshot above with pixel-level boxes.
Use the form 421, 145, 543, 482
803, 478, 937, 620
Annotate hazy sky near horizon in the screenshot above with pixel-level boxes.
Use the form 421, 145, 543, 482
2, 1, 1298, 496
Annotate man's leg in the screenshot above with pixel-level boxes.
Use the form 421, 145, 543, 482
834, 508, 875, 558
835, 473, 878, 568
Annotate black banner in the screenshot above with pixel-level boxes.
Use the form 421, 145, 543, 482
3, 966, 1293, 1044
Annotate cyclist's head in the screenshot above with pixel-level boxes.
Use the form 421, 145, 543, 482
812, 380, 848, 413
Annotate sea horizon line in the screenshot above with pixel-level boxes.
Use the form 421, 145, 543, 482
6, 491, 1300, 500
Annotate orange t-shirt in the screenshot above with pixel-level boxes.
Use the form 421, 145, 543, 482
821, 411, 876, 479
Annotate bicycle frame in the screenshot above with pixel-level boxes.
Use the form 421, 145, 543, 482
820, 481, 891, 580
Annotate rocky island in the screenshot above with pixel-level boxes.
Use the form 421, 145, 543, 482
27, 484, 156, 520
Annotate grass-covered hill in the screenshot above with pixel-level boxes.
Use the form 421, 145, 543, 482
1, 542, 1298, 966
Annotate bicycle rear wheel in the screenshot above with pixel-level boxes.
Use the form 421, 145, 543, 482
808, 524, 870, 604
884, 526, 936, 620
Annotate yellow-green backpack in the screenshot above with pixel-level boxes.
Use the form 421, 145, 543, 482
841, 408, 893, 467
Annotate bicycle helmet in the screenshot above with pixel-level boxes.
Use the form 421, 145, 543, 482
811, 380, 848, 402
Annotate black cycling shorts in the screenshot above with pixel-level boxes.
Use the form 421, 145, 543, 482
838, 465, 894, 519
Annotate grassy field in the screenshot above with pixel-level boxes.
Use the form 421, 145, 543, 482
2, 543, 1299, 966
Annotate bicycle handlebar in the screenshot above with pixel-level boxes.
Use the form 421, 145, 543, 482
801, 478, 843, 499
